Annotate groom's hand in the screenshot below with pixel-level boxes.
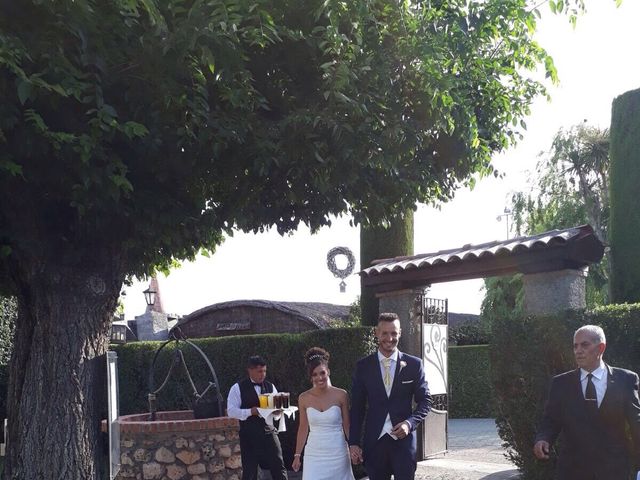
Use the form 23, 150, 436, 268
349, 445, 363, 464
391, 421, 410, 439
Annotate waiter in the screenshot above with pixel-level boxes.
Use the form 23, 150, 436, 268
227, 355, 288, 480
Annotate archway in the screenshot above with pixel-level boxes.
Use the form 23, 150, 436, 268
360, 224, 605, 460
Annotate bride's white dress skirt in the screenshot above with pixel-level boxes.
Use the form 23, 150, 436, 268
303, 405, 355, 480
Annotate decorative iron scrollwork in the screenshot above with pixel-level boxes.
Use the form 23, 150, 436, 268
423, 323, 448, 393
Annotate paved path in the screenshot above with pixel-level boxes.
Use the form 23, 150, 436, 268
372, 418, 520, 480
265, 418, 519, 480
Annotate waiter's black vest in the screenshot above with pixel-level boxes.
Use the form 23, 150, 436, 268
238, 378, 275, 435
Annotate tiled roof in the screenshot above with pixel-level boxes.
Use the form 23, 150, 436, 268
361, 225, 605, 292
178, 300, 351, 329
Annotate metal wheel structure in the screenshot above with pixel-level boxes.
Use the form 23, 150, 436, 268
147, 328, 224, 421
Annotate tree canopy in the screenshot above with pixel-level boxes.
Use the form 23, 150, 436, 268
0, 0, 557, 284
0, 0, 576, 477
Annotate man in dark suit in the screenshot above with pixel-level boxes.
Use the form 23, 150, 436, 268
534, 325, 640, 480
227, 355, 288, 480
349, 312, 432, 480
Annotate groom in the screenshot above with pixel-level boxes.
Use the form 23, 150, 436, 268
349, 312, 432, 480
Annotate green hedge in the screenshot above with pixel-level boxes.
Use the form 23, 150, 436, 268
449, 345, 494, 418
115, 329, 495, 420
491, 303, 640, 480
113, 326, 377, 415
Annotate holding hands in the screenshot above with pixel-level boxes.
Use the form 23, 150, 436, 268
292, 454, 302, 472
349, 445, 363, 465
533, 440, 550, 460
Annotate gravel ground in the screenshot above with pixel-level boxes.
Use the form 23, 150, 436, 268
414, 418, 519, 480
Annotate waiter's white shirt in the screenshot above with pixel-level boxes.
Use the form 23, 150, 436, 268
227, 381, 278, 421
377, 349, 398, 438
579, 360, 607, 408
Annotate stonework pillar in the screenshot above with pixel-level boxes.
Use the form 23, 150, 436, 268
377, 289, 424, 358
135, 310, 169, 341
523, 268, 588, 315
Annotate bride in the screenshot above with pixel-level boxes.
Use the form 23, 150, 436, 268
292, 347, 355, 480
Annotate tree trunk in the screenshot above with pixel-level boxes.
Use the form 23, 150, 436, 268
360, 210, 414, 326
4, 261, 122, 480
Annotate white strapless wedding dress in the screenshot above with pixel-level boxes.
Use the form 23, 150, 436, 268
303, 405, 355, 480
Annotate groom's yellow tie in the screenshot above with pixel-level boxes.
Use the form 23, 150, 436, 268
382, 357, 392, 388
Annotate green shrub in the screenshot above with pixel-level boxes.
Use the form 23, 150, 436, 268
114, 326, 377, 415
491, 304, 640, 480
449, 322, 491, 346
449, 345, 494, 418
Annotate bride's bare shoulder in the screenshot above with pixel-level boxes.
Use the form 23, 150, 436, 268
298, 389, 313, 405
331, 386, 349, 400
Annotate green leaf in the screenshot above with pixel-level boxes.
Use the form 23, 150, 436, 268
17, 80, 32, 105
0, 159, 23, 176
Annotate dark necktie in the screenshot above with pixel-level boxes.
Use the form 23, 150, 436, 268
585, 373, 598, 415
252, 382, 264, 393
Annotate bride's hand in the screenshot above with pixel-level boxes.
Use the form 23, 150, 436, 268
349, 445, 363, 464
292, 455, 302, 472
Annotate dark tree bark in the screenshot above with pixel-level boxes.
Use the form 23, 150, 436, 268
4, 258, 122, 480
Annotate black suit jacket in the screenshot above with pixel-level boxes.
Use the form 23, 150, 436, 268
348, 351, 432, 458
535, 364, 640, 480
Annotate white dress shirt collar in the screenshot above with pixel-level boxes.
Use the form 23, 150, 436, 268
377, 349, 399, 363
580, 360, 606, 381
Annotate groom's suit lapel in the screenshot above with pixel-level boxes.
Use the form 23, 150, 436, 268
370, 353, 387, 398
389, 351, 404, 397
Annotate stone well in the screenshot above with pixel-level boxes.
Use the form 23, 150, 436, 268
111, 411, 241, 480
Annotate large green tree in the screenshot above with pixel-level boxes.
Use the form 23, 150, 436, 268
0, 0, 562, 477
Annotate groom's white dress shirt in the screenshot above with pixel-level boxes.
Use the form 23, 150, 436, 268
377, 349, 398, 439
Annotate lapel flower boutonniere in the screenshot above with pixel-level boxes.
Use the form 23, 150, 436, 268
399, 360, 407, 372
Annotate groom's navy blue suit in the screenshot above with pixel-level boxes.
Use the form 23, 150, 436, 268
349, 351, 432, 480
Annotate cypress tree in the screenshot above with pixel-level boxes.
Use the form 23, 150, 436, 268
360, 211, 414, 325
609, 88, 640, 303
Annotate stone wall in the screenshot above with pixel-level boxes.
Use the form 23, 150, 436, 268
115, 411, 241, 480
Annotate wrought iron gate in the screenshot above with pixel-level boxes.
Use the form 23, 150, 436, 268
421, 296, 448, 458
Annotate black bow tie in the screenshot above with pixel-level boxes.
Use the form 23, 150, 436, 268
252, 382, 263, 387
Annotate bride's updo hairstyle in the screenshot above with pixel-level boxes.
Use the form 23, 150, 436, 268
304, 347, 330, 378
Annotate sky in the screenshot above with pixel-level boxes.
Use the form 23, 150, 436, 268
123, 1, 640, 319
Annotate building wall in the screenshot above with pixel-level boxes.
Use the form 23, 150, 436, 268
178, 306, 318, 338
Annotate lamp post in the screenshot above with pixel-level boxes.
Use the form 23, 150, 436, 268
496, 207, 512, 239
143, 287, 157, 306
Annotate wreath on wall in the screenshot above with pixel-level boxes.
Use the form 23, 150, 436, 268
326, 247, 356, 292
